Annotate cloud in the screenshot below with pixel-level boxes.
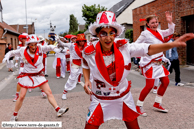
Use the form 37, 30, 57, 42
1, 0, 121, 37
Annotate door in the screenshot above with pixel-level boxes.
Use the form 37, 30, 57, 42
186, 15, 194, 65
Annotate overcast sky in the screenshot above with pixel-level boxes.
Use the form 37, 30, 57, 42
2, 0, 121, 37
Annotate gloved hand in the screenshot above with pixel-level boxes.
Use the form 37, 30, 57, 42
15, 63, 18, 67
2, 57, 9, 63
54, 48, 61, 54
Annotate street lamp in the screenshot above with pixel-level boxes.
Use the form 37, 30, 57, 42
25, 0, 28, 33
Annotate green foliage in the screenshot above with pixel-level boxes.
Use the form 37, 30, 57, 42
69, 14, 78, 33
70, 30, 85, 35
125, 29, 133, 43
82, 4, 107, 29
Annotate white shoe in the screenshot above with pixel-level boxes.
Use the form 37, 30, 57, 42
57, 77, 60, 79
61, 75, 65, 78
176, 82, 184, 86
57, 107, 69, 117
41, 92, 47, 98
62, 94, 67, 100
10, 116, 18, 121
153, 89, 157, 94
28, 88, 32, 93
78, 81, 84, 87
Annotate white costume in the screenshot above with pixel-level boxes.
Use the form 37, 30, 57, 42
52, 45, 68, 78
82, 40, 150, 125
39, 40, 48, 75
135, 23, 175, 79
4, 44, 57, 88
59, 42, 86, 91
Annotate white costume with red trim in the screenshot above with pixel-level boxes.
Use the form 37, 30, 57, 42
59, 42, 87, 91
4, 44, 57, 88
15, 44, 25, 74
82, 40, 150, 126
52, 45, 68, 78
135, 23, 175, 79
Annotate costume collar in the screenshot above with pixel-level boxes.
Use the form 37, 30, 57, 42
74, 43, 87, 58
147, 27, 164, 43
24, 47, 39, 68
95, 41, 124, 86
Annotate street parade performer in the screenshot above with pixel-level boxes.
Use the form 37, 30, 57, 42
82, 11, 194, 129
135, 11, 175, 116
57, 34, 87, 100
3, 34, 69, 121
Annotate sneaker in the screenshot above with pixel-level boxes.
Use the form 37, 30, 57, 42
45, 74, 48, 77
57, 77, 60, 79
62, 94, 67, 100
28, 88, 32, 93
41, 92, 47, 98
13, 94, 19, 102
57, 107, 69, 117
136, 106, 147, 117
61, 75, 65, 78
10, 116, 18, 121
175, 82, 184, 86
153, 89, 157, 94
153, 102, 168, 113
78, 81, 84, 87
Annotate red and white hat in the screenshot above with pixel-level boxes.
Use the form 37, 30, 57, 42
26, 34, 39, 44
18, 33, 28, 42
89, 11, 125, 37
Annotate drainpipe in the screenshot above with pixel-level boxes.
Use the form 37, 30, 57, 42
1, 28, 7, 39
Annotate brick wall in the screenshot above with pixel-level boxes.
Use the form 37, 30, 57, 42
133, 0, 194, 65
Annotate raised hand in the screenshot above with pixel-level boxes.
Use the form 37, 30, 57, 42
165, 11, 173, 24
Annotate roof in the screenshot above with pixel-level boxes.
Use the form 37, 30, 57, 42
109, 0, 135, 17
10, 22, 35, 34
78, 24, 85, 31
0, 21, 20, 35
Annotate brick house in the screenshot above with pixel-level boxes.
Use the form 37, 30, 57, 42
0, 0, 20, 63
133, 0, 194, 65
10, 22, 35, 35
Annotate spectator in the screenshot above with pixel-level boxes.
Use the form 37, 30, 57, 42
5, 43, 14, 72
166, 32, 184, 86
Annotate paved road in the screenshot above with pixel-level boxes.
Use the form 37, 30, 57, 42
0, 55, 193, 129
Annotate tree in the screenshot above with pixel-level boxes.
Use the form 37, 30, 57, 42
69, 14, 78, 33
125, 29, 133, 43
82, 4, 107, 29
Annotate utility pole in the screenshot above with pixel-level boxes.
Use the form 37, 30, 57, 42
25, 0, 28, 33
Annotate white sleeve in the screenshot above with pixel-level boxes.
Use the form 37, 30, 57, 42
41, 45, 57, 53
134, 31, 146, 43
58, 40, 71, 48
15, 46, 21, 60
127, 43, 150, 57
82, 52, 90, 69
5, 49, 21, 59
159, 23, 175, 37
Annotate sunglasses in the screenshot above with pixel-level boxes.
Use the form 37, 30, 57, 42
99, 31, 116, 37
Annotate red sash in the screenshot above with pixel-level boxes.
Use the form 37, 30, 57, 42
24, 47, 39, 68
74, 43, 87, 58
147, 27, 164, 43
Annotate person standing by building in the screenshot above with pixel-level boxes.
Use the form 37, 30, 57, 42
5, 43, 14, 72
166, 32, 184, 86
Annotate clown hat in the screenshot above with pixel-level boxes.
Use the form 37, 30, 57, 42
76, 34, 86, 42
88, 11, 125, 37
26, 34, 39, 44
18, 33, 28, 42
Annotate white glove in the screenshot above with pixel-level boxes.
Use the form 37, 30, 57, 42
2, 57, 9, 63
15, 63, 18, 67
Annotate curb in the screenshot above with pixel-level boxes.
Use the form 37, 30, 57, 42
0, 63, 6, 70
